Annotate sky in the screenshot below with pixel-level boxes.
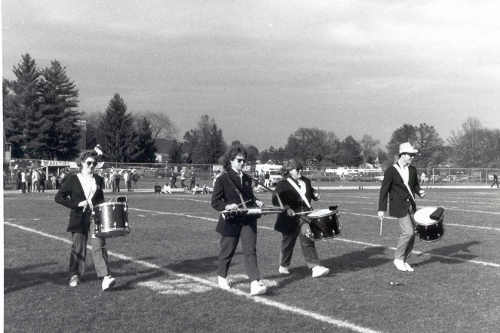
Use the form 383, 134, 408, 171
3, 0, 500, 149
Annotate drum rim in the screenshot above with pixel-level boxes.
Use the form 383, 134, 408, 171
308, 208, 335, 218
95, 202, 128, 208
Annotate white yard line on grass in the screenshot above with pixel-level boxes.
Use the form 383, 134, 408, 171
129, 208, 500, 268
4, 221, 381, 333
342, 210, 500, 232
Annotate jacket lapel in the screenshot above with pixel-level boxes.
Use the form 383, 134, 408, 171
227, 169, 243, 192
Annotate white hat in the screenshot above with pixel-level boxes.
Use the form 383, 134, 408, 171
399, 142, 418, 155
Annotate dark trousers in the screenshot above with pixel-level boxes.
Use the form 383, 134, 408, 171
113, 179, 120, 192
69, 232, 110, 278
280, 225, 320, 268
217, 224, 260, 281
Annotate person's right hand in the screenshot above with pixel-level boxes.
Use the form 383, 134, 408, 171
78, 200, 93, 211
225, 203, 239, 211
377, 211, 385, 219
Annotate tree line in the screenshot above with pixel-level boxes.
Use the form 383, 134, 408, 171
5, 53, 500, 168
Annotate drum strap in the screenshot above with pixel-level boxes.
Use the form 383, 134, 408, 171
286, 177, 312, 209
393, 164, 416, 205
222, 171, 248, 209
77, 173, 97, 211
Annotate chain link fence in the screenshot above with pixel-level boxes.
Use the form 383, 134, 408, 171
5, 158, 500, 191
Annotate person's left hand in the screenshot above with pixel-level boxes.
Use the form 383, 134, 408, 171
255, 200, 264, 208
419, 189, 426, 197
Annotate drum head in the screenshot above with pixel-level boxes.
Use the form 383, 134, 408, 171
414, 206, 439, 226
307, 209, 334, 218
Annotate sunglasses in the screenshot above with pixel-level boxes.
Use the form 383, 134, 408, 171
86, 161, 98, 167
405, 153, 416, 158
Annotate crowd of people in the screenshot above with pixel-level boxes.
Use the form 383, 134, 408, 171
14, 167, 60, 193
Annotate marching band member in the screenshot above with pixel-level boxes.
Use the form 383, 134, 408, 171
55, 150, 116, 290
272, 159, 330, 278
211, 145, 268, 296
378, 142, 425, 272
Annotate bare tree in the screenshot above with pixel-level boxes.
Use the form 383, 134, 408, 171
137, 111, 177, 139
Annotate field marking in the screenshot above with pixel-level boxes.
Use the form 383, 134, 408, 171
4, 221, 381, 333
341, 210, 500, 232
129, 208, 500, 268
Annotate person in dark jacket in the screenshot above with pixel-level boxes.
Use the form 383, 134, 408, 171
272, 159, 330, 278
55, 150, 116, 290
378, 142, 425, 272
211, 144, 268, 296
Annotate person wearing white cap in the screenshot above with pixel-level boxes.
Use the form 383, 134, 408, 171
378, 142, 425, 272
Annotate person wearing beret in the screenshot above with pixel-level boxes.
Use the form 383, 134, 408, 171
272, 159, 330, 278
55, 150, 116, 290
378, 142, 425, 272
211, 144, 268, 296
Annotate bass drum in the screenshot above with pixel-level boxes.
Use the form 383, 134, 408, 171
93, 202, 130, 238
413, 206, 444, 242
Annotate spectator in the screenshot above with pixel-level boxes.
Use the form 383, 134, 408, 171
32, 169, 40, 192
123, 170, 131, 192
189, 167, 196, 190
111, 168, 120, 192
170, 168, 177, 188
39, 170, 46, 192
26, 169, 32, 192
132, 170, 139, 190
491, 173, 499, 188
180, 167, 186, 188
20, 169, 27, 193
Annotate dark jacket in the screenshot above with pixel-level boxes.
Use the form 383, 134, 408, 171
272, 176, 318, 234
55, 174, 105, 233
378, 164, 421, 218
211, 169, 258, 236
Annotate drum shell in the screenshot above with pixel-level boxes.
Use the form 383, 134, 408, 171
93, 202, 130, 238
308, 212, 341, 240
415, 219, 444, 241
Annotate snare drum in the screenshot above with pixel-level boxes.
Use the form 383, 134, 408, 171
93, 202, 130, 238
306, 208, 341, 240
414, 206, 444, 241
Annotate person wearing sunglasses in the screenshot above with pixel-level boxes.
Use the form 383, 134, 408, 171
272, 159, 330, 278
55, 149, 116, 290
211, 144, 267, 296
378, 142, 425, 272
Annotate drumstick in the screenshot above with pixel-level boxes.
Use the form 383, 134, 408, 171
294, 210, 314, 216
237, 199, 253, 208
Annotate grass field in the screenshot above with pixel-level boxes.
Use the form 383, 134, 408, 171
4, 187, 500, 332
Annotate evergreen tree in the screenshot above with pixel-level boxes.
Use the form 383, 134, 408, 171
98, 94, 136, 162
3, 79, 24, 157
34, 60, 81, 159
184, 115, 227, 164
4, 54, 41, 158
131, 117, 157, 162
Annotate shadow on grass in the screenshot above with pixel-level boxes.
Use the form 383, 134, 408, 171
264, 246, 390, 289
4, 262, 68, 293
414, 240, 481, 267
164, 255, 219, 274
